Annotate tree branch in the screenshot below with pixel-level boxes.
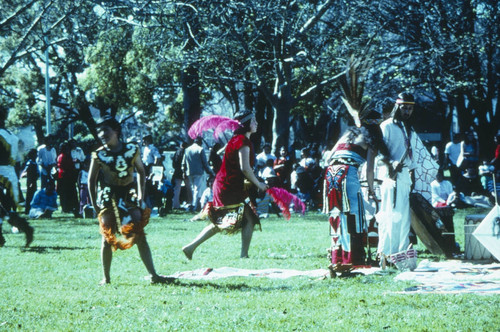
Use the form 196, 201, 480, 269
0, 0, 54, 77
0, 0, 38, 30
298, 69, 346, 100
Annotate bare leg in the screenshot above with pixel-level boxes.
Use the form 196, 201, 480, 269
182, 224, 219, 260
101, 237, 112, 285
136, 235, 158, 277
240, 209, 256, 258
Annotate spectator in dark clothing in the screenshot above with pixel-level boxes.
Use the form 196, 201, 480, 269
171, 142, 190, 209
209, 142, 223, 175
56, 141, 79, 217
273, 146, 293, 190
457, 167, 484, 196
20, 149, 39, 214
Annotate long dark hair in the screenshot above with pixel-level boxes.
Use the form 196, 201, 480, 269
361, 110, 390, 158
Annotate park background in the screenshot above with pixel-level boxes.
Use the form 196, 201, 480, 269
0, 0, 498, 157
1, 1, 499, 330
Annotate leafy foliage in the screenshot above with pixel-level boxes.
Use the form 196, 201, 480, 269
0, 0, 498, 154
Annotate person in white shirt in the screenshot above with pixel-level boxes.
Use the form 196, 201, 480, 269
255, 143, 276, 170
259, 158, 277, 180
70, 139, 86, 171
298, 148, 315, 169
142, 135, 161, 174
444, 133, 462, 184
377, 92, 418, 262
430, 171, 454, 207
36, 136, 57, 189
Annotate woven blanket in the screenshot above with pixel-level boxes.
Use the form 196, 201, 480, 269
395, 260, 500, 294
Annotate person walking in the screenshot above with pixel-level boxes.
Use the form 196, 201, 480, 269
20, 148, 39, 215
36, 136, 57, 189
182, 136, 215, 212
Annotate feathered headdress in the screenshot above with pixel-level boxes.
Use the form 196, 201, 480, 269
267, 187, 306, 220
338, 55, 373, 127
188, 115, 240, 140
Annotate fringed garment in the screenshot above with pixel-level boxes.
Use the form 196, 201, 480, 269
324, 143, 367, 266
92, 143, 149, 250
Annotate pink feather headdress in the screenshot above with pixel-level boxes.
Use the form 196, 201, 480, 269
267, 187, 306, 220
188, 115, 241, 140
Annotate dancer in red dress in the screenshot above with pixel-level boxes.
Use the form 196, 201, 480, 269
182, 111, 268, 259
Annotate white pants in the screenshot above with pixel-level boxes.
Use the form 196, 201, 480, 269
188, 174, 206, 210
377, 168, 412, 256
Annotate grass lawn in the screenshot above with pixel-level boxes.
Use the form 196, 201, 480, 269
0, 207, 498, 331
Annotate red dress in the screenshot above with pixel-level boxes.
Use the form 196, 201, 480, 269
212, 134, 254, 206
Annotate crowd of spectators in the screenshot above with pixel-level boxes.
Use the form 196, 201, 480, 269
434, 130, 499, 209
6, 125, 499, 223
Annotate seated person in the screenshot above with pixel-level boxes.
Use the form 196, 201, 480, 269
457, 167, 484, 196
291, 164, 314, 204
479, 161, 499, 205
430, 171, 454, 208
259, 158, 277, 182
29, 181, 58, 219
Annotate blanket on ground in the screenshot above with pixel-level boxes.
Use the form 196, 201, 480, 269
395, 260, 500, 294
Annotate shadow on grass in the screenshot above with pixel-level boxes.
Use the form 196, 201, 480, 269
21, 245, 92, 253
167, 280, 300, 292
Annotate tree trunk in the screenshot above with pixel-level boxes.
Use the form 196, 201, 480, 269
182, 65, 201, 139
272, 98, 291, 154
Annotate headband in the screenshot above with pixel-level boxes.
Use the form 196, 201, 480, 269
238, 113, 254, 124
396, 99, 415, 105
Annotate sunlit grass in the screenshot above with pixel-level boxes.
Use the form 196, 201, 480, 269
0, 207, 498, 331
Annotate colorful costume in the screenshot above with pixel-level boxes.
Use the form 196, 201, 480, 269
91, 142, 149, 250
324, 142, 367, 266
209, 134, 259, 233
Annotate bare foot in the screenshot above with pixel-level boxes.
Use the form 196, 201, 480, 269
182, 246, 193, 260
99, 278, 110, 286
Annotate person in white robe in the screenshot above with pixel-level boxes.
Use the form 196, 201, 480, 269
377, 92, 417, 260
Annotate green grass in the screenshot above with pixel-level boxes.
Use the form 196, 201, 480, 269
1, 207, 498, 331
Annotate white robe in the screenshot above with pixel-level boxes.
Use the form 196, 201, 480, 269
377, 119, 416, 256
377, 168, 412, 255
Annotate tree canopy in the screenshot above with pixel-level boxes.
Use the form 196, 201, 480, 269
1, 0, 498, 158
